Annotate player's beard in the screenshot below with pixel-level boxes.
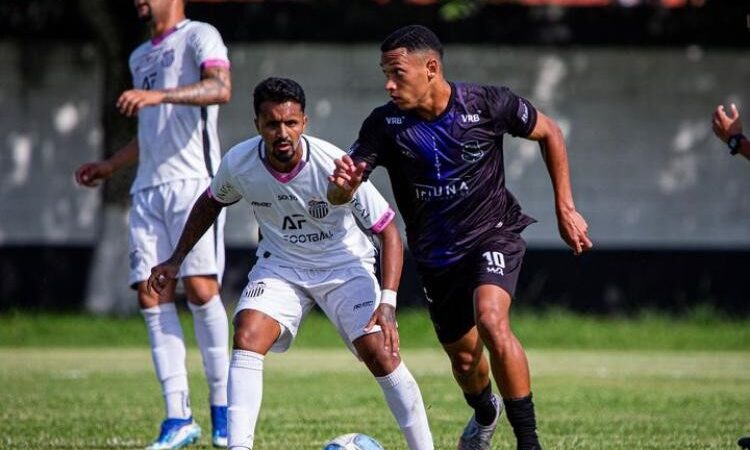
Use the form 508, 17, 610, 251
136, 3, 153, 23
271, 138, 297, 163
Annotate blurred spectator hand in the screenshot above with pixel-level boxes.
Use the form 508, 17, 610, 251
712, 103, 743, 143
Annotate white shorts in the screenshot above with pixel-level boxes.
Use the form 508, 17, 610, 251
128, 178, 226, 287
234, 262, 382, 356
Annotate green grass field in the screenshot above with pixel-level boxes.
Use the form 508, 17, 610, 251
1, 310, 748, 449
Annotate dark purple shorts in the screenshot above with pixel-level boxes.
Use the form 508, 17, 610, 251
418, 230, 527, 344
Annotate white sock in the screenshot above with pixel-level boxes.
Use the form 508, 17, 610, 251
141, 303, 192, 419
188, 295, 230, 406
375, 362, 434, 450
228, 350, 265, 450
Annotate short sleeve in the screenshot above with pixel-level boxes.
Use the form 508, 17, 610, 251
188, 23, 230, 70
487, 86, 538, 138
348, 110, 387, 181
349, 180, 395, 233
208, 157, 241, 205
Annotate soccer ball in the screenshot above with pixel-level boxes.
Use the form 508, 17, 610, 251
323, 433, 385, 450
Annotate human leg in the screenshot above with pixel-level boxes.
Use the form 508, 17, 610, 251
184, 276, 229, 447
421, 262, 499, 429
139, 282, 202, 450
227, 309, 280, 450
353, 333, 434, 450
474, 284, 540, 450
228, 268, 313, 450
441, 330, 502, 450
320, 268, 433, 450
421, 230, 535, 450
130, 189, 201, 449
168, 179, 229, 446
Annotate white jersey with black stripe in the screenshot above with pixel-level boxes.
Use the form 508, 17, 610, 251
129, 19, 230, 193
209, 135, 396, 269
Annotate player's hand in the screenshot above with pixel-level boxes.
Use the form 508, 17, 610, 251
365, 304, 400, 357
327, 155, 367, 204
557, 208, 593, 255
74, 161, 114, 187
116, 89, 165, 117
712, 104, 743, 142
147, 261, 180, 295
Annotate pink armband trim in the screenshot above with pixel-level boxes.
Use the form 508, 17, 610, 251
201, 59, 230, 69
371, 208, 395, 234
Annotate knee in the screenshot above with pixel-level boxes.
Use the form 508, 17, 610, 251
232, 317, 268, 351
450, 349, 481, 376
356, 338, 399, 376
233, 326, 261, 351
137, 282, 165, 309
184, 276, 219, 304
475, 310, 513, 352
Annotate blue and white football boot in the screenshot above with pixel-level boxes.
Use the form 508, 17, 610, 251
210, 405, 228, 448
457, 394, 503, 450
146, 417, 201, 450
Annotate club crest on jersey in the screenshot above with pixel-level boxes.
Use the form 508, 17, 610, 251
242, 281, 266, 299
307, 199, 329, 219
460, 140, 489, 163
161, 49, 175, 67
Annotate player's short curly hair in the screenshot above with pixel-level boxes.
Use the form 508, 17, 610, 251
253, 77, 306, 115
380, 25, 443, 59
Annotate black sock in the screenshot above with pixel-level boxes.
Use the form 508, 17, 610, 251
463, 382, 498, 426
504, 393, 542, 450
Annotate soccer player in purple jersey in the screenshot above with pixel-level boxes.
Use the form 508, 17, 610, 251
328, 25, 592, 450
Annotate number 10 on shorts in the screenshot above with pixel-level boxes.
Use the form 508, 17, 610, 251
482, 251, 505, 275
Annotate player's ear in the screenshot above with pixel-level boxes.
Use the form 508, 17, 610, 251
302, 114, 309, 131
426, 57, 439, 81
253, 117, 260, 133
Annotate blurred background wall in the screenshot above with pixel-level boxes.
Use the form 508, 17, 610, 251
0, 0, 747, 314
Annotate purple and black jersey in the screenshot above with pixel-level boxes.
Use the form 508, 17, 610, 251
350, 82, 538, 268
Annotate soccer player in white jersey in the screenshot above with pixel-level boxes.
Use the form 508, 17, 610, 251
148, 77, 434, 450
74, 1, 231, 448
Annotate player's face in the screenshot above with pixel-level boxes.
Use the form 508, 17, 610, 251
380, 48, 432, 111
255, 100, 308, 166
133, 0, 173, 23
133, 0, 152, 22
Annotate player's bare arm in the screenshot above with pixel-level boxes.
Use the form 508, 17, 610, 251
713, 104, 750, 160
74, 138, 139, 187
148, 190, 225, 294
365, 220, 403, 356
527, 111, 593, 255
117, 66, 231, 117
327, 155, 367, 205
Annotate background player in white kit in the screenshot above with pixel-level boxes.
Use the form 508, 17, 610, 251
148, 77, 434, 450
74, 1, 231, 448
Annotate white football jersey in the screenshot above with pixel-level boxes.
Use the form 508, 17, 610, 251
209, 135, 395, 269
128, 19, 230, 193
